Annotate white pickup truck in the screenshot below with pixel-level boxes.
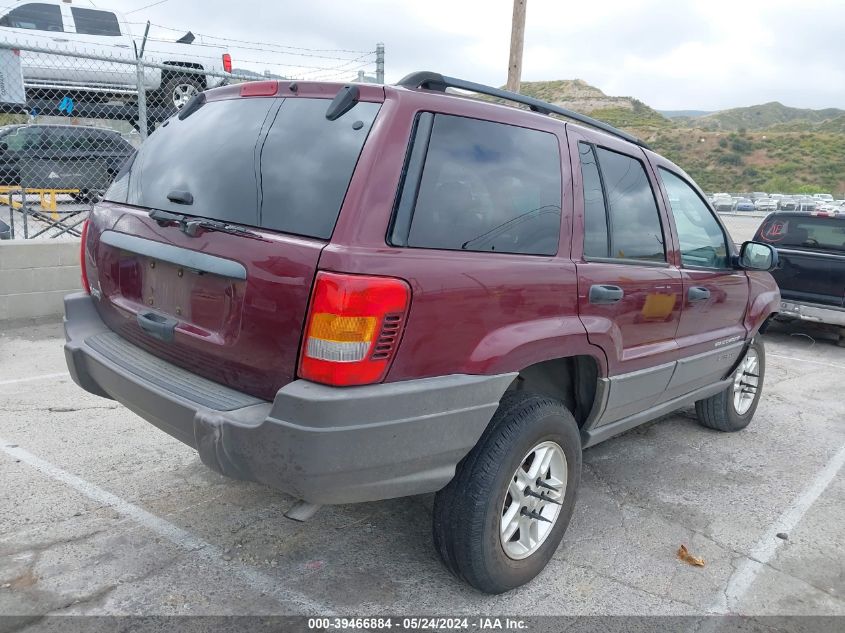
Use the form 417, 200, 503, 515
0, 0, 230, 108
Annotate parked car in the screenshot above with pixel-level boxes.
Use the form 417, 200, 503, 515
779, 196, 799, 211
712, 196, 734, 212
734, 197, 756, 211
63, 73, 780, 593
750, 191, 768, 201
0, 1, 231, 108
754, 212, 845, 345
812, 193, 834, 201
0, 123, 135, 199
796, 197, 818, 213
815, 203, 840, 215
755, 198, 778, 212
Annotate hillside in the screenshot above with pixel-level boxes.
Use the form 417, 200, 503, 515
659, 110, 712, 119
510, 81, 845, 195
682, 101, 845, 131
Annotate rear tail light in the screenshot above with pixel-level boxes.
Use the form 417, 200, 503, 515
299, 272, 410, 386
222, 53, 232, 73
79, 219, 91, 294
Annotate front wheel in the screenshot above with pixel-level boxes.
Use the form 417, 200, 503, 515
432, 391, 581, 594
695, 338, 766, 432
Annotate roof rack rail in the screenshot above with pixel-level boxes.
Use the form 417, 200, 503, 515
396, 71, 648, 149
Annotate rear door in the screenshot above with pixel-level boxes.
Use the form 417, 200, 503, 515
65, 6, 136, 89
569, 127, 683, 423
89, 90, 383, 400
651, 160, 748, 399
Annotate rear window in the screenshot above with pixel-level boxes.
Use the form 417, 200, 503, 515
390, 113, 562, 255
756, 215, 845, 252
106, 96, 380, 239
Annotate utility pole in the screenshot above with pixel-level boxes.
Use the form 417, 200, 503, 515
376, 42, 385, 84
506, 0, 526, 93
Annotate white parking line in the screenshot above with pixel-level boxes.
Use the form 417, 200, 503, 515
710, 443, 845, 614
0, 438, 333, 615
0, 372, 68, 386
769, 354, 845, 371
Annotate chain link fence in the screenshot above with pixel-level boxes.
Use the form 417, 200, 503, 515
0, 36, 382, 240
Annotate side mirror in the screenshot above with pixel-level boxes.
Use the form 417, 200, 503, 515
737, 241, 778, 271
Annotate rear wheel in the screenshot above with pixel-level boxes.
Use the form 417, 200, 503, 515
695, 338, 765, 432
432, 391, 581, 594
158, 75, 204, 109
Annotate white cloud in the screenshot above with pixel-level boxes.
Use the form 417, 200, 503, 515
104, 0, 844, 110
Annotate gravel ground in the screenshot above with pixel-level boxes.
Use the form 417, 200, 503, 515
0, 208, 842, 624
1, 321, 843, 620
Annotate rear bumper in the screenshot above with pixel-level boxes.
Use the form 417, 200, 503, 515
63, 293, 514, 504
778, 299, 845, 327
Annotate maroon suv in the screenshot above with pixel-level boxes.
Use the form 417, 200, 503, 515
64, 72, 780, 593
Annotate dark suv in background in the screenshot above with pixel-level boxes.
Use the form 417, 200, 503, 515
63, 73, 780, 593
0, 123, 136, 200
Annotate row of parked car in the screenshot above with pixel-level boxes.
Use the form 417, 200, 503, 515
708, 192, 845, 215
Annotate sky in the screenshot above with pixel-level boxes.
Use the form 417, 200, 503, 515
95, 0, 845, 111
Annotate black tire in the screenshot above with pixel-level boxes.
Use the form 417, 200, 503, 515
157, 74, 204, 109
432, 391, 581, 594
695, 338, 766, 432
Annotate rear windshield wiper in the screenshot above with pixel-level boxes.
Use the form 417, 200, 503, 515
183, 218, 263, 240
149, 209, 187, 225
148, 209, 263, 240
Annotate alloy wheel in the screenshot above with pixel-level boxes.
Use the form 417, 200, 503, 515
500, 440, 567, 560
733, 347, 760, 415
172, 83, 199, 109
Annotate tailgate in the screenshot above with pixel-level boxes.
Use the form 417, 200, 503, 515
86, 204, 323, 401
84, 89, 383, 400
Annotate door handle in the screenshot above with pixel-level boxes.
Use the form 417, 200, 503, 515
589, 284, 624, 304
137, 310, 178, 342
688, 286, 711, 302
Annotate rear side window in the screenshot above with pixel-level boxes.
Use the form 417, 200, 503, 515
0, 3, 63, 31
578, 144, 665, 262
71, 8, 120, 36
391, 114, 562, 255
107, 97, 379, 239
2, 127, 44, 151
47, 127, 83, 152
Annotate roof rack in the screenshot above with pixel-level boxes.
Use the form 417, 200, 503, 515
396, 71, 648, 148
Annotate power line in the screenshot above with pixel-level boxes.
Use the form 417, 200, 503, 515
143, 35, 374, 62
125, 20, 372, 55
126, 0, 172, 15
